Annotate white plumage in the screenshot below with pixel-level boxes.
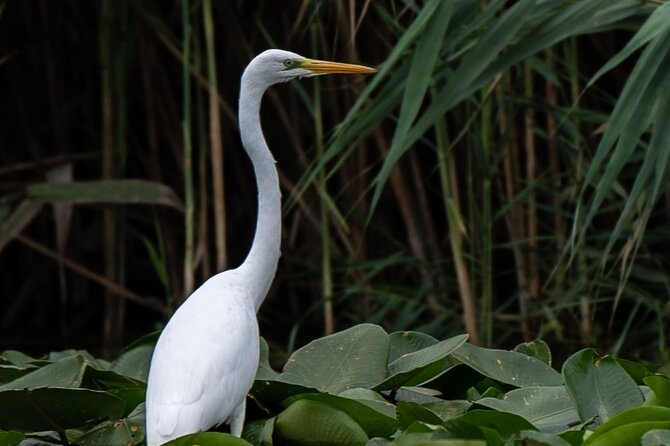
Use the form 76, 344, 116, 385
146, 273, 258, 443
145, 49, 375, 445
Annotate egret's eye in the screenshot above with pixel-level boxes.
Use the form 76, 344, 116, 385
283, 59, 298, 69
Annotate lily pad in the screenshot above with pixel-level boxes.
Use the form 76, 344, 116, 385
563, 349, 643, 425
477, 386, 578, 433
275, 399, 369, 445
283, 392, 396, 437
163, 432, 252, 445
514, 340, 552, 366
0, 430, 24, 446
0, 355, 85, 391
644, 374, 670, 408
279, 324, 389, 393
75, 403, 146, 446
0, 387, 124, 431
452, 343, 562, 387
376, 335, 468, 391
583, 406, 670, 446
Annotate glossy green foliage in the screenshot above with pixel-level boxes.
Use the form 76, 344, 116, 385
1, 324, 670, 445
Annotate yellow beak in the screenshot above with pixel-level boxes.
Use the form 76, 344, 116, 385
301, 58, 376, 75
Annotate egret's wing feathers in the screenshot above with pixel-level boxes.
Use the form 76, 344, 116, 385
146, 272, 260, 442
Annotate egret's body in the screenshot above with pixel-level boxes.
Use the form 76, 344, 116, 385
145, 49, 374, 445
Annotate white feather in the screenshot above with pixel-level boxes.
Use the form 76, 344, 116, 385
146, 272, 259, 444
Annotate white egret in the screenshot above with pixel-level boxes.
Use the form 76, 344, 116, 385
145, 49, 375, 445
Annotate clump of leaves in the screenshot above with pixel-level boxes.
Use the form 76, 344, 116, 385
1, 324, 669, 445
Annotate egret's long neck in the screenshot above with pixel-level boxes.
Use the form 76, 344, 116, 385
237, 75, 281, 311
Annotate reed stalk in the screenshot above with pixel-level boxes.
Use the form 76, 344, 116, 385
100, 0, 119, 355
435, 112, 480, 345
524, 62, 538, 323
498, 73, 530, 340
567, 37, 592, 341
311, 28, 334, 335
182, 0, 195, 298
203, 0, 227, 272
479, 86, 493, 346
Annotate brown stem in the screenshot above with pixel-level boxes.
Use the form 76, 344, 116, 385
203, 0, 227, 273
16, 234, 166, 315
100, 0, 123, 356
499, 74, 530, 340
524, 63, 539, 304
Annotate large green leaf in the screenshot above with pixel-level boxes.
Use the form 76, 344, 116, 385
420, 363, 485, 399
517, 430, 572, 446
0, 364, 32, 385
110, 331, 158, 383
375, 334, 468, 391
163, 432, 251, 445
0, 431, 24, 446
422, 400, 471, 422
396, 401, 444, 430
0, 355, 85, 390
645, 374, 670, 408
563, 349, 643, 425
0, 387, 124, 431
616, 358, 651, 384
338, 388, 395, 412
255, 337, 279, 381
583, 406, 670, 446
451, 343, 562, 387
390, 431, 486, 446
395, 386, 443, 404
82, 365, 146, 416
26, 179, 184, 210
445, 410, 537, 445
388, 335, 467, 374
275, 399, 369, 445
0, 351, 37, 367
111, 344, 154, 384
514, 340, 552, 366
642, 429, 670, 446
83, 364, 145, 389
477, 386, 578, 433
279, 324, 389, 393
251, 378, 317, 409
283, 392, 396, 438
75, 403, 145, 446
240, 418, 270, 445
387, 331, 439, 363
452, 410, 537, 436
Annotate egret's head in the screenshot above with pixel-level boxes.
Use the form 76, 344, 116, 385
243, 49, 376, 88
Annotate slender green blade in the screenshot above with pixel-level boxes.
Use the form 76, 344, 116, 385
586, 2, 670, 89
368, 0, 454, 215
27, 179, 184, 210
571, 24, 670, 255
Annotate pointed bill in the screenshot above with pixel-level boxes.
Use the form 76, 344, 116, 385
301, 58, 376, 75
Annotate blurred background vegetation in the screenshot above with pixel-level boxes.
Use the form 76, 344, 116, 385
1, 0, 669, 365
